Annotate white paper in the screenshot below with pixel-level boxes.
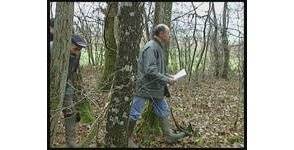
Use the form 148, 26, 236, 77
172, 69, 187, 80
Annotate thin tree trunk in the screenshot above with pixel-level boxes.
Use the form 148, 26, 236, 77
101, 2, 118, 90
184, 38, 187, 69
221, 2, 230, 79
172, 27, 182, 69
211, 2, 221, 78
195, 3, 211, 77
202, 23, 212, 77
188, 2, 199, 82
143, 2, 152, 41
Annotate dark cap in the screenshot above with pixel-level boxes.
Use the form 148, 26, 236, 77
71, 35, 87, 48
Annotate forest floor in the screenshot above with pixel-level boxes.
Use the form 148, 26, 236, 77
53, 66, 244, 148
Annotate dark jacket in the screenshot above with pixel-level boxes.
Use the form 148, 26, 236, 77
64, 54, 80, 95
134, 39, 170, 99
67, 54, 80, 82
50, 41, 80, 95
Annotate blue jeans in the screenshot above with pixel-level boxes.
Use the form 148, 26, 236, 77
129, 96, 170, 120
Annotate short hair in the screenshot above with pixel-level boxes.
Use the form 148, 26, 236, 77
152, 24, 169, 37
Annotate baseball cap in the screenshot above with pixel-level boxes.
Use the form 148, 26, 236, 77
71, 35, 87, 48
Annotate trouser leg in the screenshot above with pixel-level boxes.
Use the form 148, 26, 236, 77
62, 86, 78, 147
151, 98, 185, 143
127, 96, 146, 147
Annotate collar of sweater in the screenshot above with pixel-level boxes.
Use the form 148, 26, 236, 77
153, 36, 165, 49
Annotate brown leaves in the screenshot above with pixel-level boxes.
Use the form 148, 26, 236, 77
164, 78, 244, 148
52, 66, 244, 148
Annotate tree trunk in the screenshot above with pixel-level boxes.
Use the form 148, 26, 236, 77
101, 2, 118, 90
202, 23, 212, 77
184, 38, 187, 69
221, 2, 230, 79
211, 2, 221, 78
105, 2, 143, 147
172, 27, 182, 69
188, 2, 199, 83
162, 2, 172, 71
49, 2, 74, 147
195, 4, 211, 78
143, 2, 152, 41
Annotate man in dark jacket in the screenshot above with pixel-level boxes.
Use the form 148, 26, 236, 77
127, 24, 185, 147
50, 18, 87, 148
62, 35, 87, 148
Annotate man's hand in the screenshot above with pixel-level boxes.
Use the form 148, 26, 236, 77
166, 74, 174, 78
167, 76, 176, 85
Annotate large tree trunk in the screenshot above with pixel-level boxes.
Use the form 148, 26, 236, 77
105, 2, 143, 147
221, 2, 230, 79
49, 2, 74, 147
101, 2, 118, 90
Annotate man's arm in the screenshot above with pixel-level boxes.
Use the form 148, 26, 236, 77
143, 48, 174, 84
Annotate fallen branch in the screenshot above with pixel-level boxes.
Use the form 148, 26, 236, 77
169, 102, 193, 137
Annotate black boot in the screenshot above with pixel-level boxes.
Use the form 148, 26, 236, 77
64, 114, 78, 148
160, 117, 185, 143
127, 118, 138, 148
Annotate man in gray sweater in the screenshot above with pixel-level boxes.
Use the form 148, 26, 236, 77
127, 24, 185, 147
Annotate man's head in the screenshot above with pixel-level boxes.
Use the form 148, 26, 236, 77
152, 24, 170, 44
70, 35, 87, 55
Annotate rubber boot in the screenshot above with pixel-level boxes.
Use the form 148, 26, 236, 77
160, 117, 186, 143
127, 118, 139, 148
64, 114, 78, 148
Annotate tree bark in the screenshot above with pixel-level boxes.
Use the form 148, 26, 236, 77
211, 2, 221, 78
143, 2, 152, 41
221, 2, 230, 79
188, 2, 199, 82
202, 22, 212, 77
101, 2, 118, 90
195, 4, 211, 78
105, 2, 143, 147
172, 27, 182, 69
49, 2, 74, 147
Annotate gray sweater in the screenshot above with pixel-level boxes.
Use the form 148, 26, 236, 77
134, 39, 169, 100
